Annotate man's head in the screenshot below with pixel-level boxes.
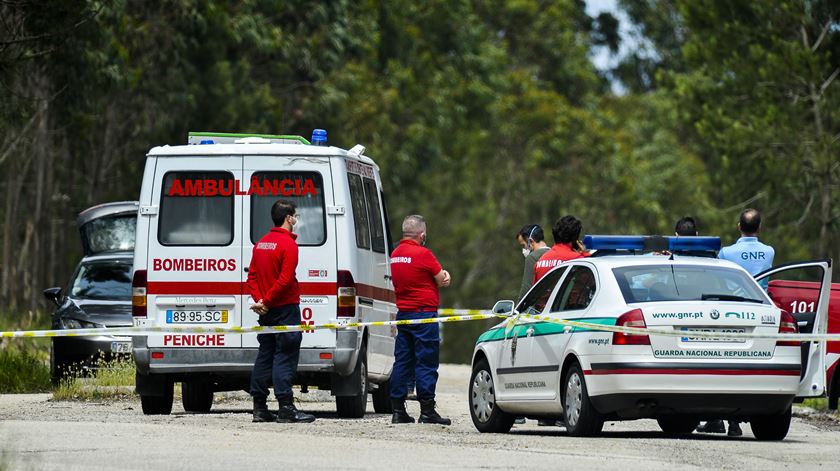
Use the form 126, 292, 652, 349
738, 208, 762, 236
271, 200, 297, 229
552, 216, 582, 245
516, 224, 545, 251
402, 214, 427, 245
674, 216, 699, 236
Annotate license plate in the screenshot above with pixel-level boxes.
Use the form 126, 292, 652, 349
111, 341, 132, 353
681, 327, 746, 343
166, 310, 229, 324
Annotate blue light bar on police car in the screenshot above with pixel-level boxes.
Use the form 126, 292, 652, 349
583, 235, 721, 252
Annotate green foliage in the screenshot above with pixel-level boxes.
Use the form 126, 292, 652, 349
0, 346, 51, 393
52, 356, 136, 401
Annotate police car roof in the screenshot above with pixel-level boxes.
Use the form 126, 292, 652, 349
147, 143, 379, 168
578, 254, 744, 271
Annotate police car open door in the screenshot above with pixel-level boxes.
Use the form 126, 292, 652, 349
755, 259, 832, 398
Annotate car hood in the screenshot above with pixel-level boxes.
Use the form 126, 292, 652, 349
61, 298, 133, 327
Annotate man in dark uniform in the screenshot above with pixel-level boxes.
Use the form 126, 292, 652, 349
389, 214, 452, 425
247, 200, 315, 423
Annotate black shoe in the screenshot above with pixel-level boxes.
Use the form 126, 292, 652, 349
391, 398, 415, 424
276, 397, 316, 423
252, 397, 276, 423
727, 421, 743, 437
418, 399, 451, 426
537, 419, 558, 427
696, 420, 725, 434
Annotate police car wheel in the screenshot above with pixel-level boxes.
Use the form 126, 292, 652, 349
657, 416, 699, 435
562, 363, 604, 437
469, 358, 514, 433
750, 406, 792, 441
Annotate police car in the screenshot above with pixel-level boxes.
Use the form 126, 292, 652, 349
469, 236, 832, 440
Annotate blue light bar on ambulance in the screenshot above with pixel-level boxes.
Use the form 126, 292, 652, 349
583, 235, 721, 252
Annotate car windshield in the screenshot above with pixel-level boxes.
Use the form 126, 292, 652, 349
612, 264, 769, 304
70, 261, 132, 300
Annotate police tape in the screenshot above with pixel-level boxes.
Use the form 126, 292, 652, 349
0, 313, 499, 338
3, 310, 840, 342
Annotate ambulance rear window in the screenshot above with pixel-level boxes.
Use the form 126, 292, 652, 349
158, 171, 234, 246
250, 172, 326, 246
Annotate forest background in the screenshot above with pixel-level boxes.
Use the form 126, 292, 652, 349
2, 1, 838, 363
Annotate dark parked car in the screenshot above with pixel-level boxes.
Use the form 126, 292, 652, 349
43, 201, 138, 382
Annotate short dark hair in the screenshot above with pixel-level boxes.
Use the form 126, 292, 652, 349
271, 200, 296, 226
517, 224, 544, 243
674, 217, 698, 236
739, 208, 761, 235
552, 216, 582, 244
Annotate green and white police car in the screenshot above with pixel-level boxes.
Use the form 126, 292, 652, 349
469, 236, 832, 441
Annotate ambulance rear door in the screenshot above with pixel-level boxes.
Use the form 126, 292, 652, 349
146, 155, 244, 349
242, 154, 336, 349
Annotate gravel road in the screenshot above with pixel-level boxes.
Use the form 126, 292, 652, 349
1, 364, 839, 470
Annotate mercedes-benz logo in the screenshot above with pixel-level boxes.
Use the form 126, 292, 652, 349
710, 309, 720, 320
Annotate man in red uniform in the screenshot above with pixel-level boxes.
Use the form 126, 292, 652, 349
247, 200, 315, 423
533, 215, 587, 283
389, 214, 452, 425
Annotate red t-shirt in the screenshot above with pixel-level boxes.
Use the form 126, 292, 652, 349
247, 227, 300, 308
390, 239, 443, 311
533, 243, 585, 283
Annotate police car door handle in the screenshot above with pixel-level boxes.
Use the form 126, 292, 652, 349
526, 326, 534, 337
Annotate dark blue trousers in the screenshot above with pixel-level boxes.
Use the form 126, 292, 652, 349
249, 304, 302, 400
389, 311, 440, 402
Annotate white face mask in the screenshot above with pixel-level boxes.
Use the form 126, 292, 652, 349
522, 247, 531, 258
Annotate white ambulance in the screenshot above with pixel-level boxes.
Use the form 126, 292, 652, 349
132, 131, 396, 417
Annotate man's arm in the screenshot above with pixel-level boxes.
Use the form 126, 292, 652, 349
246, 257, 260, 303
434, 269, 451, 288
263, 245, 298, 306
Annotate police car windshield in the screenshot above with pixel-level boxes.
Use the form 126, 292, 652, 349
70, 261, 132, 300
612, 265, 769, 305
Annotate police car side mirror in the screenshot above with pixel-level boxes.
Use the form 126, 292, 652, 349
43, 287, 63, 306
492, 300, 515, 315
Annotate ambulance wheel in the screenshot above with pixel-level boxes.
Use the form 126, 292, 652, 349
182, 379, 214, 413
750, 406, 792, 441
657, 416, 699, 435
336, 348, 368, 418
140, 386, 174, 415
372, 378, 393, 414
562, 363, 604, 437
469, 358, 514, 433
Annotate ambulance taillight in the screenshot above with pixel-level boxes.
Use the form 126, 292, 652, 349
337, 270, 356, 318
132, 269, 147, 318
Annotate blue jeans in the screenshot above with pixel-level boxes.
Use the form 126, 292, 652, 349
389, 311, 440, 402
249, 304, 302, 400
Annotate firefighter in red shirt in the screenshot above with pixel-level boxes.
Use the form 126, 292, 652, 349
389, 215, 452, 425
247, 200, 315, 424
533, 215, 588, 283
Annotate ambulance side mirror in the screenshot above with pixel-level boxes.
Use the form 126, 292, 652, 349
492, 300, 515, 315
43, 287, 63, 306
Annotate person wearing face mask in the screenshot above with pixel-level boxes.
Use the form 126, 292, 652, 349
247, 200, 315, 424
388, 214, 452, 425
516, 224, 550, 302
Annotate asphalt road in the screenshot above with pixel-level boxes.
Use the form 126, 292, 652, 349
1, 364, 839, 470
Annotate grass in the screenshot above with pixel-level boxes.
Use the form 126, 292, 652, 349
0, 309, 52, 394
802, 397, 830, 410
52, 356, 136, 401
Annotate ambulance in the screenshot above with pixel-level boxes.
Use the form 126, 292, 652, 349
131, 131, 396, 417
